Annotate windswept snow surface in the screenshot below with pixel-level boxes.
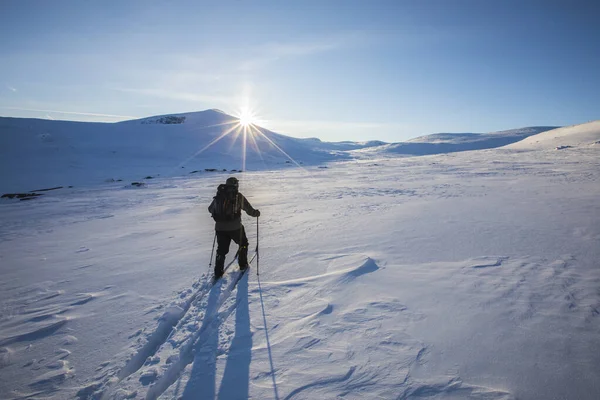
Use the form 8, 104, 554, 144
1, 121, 600, 399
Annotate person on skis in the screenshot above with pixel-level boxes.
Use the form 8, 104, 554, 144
208, 176, 260, 278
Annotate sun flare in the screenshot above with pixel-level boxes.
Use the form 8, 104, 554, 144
179, 101, 305, 173
238, 107, 257, 127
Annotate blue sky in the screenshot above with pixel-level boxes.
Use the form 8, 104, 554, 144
1, 0, 599, 142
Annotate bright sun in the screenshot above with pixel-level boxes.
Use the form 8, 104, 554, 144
182, 101, 303, 173
238, 107, 257, 127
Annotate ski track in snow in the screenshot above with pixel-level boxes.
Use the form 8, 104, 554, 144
145, 271, 248, 400
89, 267, 251, 400
115, 254, 244, 384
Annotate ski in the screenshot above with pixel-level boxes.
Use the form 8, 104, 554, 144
212, 248, 242, 281
213, 250, 256, 282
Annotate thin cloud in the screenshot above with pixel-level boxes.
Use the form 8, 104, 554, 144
269, 119, 406, 133
277, 116, 437, 143
114, 87, 233, 104
261, 41, 340, 57
264, 118, 412, 142
7, 85, 17, 92
1, 106, 137, 119
239, 32, 370, 71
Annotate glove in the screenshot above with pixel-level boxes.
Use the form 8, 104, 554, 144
254, 210, 261, 217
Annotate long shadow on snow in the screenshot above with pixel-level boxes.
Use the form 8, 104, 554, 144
180, 280, 223, 399
181, 273, 252, 399
218, 272, 252, 399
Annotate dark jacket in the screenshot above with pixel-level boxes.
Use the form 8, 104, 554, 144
208, 192, 258, 231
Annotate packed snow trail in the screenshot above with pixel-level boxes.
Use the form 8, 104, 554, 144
145, 267, 250, 399
116, 279, 211, 381
94, 265, 250, 399
116, 254, 241, 382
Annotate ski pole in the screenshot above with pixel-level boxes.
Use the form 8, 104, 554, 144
256, 216, 260, 276
208, 231, 217, 272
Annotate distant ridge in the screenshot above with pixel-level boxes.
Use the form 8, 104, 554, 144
506, 120, 600, 150
354, 126, 558, 156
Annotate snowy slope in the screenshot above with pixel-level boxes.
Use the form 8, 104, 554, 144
357, 126, 556, 156
1, 120, 599, 400
505, 120, 600, 150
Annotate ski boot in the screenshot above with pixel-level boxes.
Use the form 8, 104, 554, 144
214, 254, 225, 280
238, 245, 249, 271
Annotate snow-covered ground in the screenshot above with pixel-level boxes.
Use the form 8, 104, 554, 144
1, 120, 599, 399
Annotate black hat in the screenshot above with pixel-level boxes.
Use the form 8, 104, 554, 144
226, 177, 239, 186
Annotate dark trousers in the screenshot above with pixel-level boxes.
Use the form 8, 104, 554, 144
215, 226, 249, 272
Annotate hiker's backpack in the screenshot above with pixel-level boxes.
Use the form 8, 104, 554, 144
210, 184, 240, 222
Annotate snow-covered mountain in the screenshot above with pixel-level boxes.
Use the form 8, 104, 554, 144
0, 109, 361, 193
0, 110, 558, 194
1, 118, 599, 399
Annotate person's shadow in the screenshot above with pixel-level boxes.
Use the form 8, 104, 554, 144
218, 272, 252, 399
181, 273, 252, 399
